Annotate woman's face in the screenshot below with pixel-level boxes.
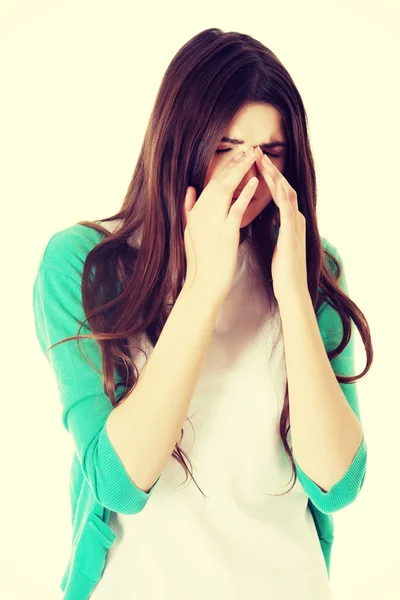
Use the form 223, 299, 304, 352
204, 102, 287, 229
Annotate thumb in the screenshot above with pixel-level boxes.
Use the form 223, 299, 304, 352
182, 186, 197, 232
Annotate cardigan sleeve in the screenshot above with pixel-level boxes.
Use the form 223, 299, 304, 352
32, 247, 161, 515
293, 240, 368, 514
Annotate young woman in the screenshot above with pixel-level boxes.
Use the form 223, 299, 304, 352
32, 28, 371, 600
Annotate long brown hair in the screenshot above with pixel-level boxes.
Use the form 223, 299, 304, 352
46, 28, 373, 499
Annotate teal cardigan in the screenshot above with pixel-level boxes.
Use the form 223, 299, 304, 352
32, 224, 367, 599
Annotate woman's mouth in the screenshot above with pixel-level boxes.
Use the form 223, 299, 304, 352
231, 195, 256, 205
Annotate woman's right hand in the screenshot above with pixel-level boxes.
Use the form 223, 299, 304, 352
182, 146, 259, 307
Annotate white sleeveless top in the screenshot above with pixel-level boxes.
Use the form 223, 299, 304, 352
89, 218, 332, 599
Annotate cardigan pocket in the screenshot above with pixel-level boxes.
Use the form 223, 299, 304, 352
75, 512, 117, 582
88, 512, 117, 547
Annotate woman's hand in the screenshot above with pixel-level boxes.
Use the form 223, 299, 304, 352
182, 147, 259, 307
254, 146, 309, 305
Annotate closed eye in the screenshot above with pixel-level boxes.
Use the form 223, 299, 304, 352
215, 148, 280, 158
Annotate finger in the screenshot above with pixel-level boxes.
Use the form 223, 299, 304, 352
227, 176, 259, 227
211, 148, 257, 210
182, 186, 196, 231
257, 152, 299, 212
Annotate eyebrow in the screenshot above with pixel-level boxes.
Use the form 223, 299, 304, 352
220, 136, 287, 149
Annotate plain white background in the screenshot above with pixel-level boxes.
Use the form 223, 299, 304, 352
1, 0, 399, 598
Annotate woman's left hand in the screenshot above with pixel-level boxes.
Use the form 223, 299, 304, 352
254, 146, 309, 305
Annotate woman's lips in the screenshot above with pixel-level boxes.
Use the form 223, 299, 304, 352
231, 195, 256, 204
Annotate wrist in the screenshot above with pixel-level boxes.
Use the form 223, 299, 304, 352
276, 288, 311, 312
180, 281, 223, 310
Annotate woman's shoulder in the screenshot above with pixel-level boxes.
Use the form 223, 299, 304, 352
320, 235, 342, 274
36, 221, 106, 280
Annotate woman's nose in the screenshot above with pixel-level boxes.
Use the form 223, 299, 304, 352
245, 161, 262, 179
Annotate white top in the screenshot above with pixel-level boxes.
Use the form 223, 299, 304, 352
89, 219, 332, 599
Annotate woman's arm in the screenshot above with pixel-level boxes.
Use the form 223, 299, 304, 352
106, 283, 221, 493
